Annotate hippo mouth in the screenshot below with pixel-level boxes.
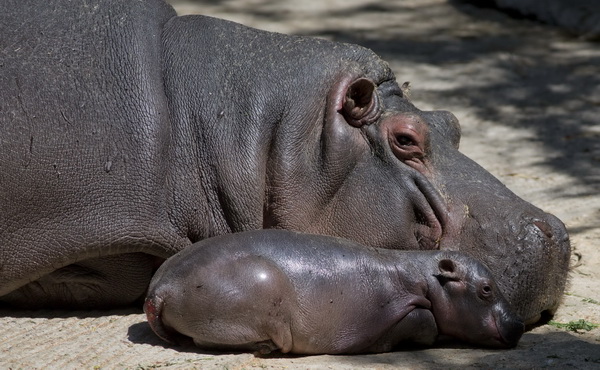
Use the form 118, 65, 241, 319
490, 317, 510, 348
412, 175, 448, 249
487, 313, 525, 348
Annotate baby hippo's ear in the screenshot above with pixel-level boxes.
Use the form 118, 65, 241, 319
435, 259, 463, 285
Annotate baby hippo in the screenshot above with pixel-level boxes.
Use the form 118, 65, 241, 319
145, 230, 524, 354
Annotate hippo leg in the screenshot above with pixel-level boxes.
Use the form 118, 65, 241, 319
0, 253, 155, 309
151, 255, 295, 354
191, 338, 281, 355
366, 308, 438, 352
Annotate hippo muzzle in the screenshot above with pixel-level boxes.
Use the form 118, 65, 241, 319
435, 151, 571, 325
495, 305, 526, 347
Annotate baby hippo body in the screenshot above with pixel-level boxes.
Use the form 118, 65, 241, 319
145, 230, 524, 354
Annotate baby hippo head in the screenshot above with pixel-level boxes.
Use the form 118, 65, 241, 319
429, 252, 525, 348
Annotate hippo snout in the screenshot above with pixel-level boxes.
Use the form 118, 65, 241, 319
503, 212, 571, 324
442, 201, 571, 325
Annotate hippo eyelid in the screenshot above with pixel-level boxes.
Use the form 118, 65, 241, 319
384, 118, 427, 162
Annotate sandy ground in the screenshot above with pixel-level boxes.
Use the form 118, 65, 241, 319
1, 0, 599, 368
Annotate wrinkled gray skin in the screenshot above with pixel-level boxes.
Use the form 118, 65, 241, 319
145, 230, 525, 354
0, 0, 570, 325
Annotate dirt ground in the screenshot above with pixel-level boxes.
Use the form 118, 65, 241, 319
1, 0, 599, 369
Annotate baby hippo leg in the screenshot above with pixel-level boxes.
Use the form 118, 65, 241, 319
146, 255, 295, 354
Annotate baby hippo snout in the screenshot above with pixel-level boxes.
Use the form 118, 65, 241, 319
496, 307, 526, 347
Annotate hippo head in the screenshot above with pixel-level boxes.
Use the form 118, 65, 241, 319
164, 18, 569, 326
428, 252, 525, 348
254, 44, 570, 326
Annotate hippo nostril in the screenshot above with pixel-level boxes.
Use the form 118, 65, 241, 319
533, 220, 553, 239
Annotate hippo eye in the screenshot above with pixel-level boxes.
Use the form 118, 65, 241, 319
395, 134, 416, 147
385, 117, 426, 162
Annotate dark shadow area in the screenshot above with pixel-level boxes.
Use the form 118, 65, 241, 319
454, 0, 600, 40
0, 305, 142, 319
127, 321, 305, 359
128, 321, 184, 349
331, 331, 600, 369
453, 0, 560, 25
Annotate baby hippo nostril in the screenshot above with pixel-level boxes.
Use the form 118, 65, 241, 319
533, 220, 554, 239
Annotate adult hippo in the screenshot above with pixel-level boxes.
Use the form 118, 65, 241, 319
0, 0, 569, 325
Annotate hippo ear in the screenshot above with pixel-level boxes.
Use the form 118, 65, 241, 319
436, 259, 462, 284
341, 78, 380, 127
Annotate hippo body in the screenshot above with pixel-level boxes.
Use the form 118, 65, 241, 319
0, 0, 569, 325
145, 230, 524, 354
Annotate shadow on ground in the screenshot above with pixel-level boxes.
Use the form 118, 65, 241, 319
329, 331, 600, 369
0, 306, 142, 319
128, 316, 600, 368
